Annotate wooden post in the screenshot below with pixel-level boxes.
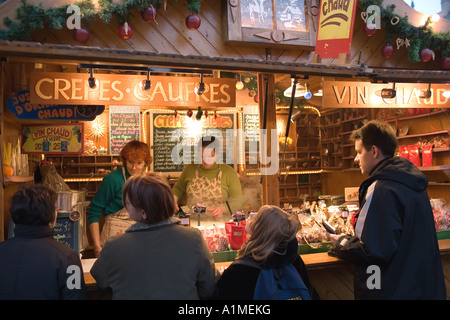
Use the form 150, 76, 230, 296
257, 73, 280, 206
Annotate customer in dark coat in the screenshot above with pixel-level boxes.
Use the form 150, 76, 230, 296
215, 205, 318, 300
328, 120, 446, 300
0, 184, 87, 300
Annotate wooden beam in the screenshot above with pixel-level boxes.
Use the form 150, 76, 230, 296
258, 73, 280, 206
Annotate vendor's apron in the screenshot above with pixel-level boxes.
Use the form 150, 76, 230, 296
100, 167, 135, 246
186, 166, 226, 225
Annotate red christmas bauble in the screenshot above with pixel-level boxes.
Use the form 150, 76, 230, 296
73, 28, 90, 43
363, 24, 376, 36
381, 44, 394, 59
442, 57, 450, 69
141, 5, 157, 22
186, 14, 201, 30
187, 109, 193, 118
420, 48, 433, 62
118, 22, 133, 40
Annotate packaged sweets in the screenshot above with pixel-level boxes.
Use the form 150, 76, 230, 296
399, 145, 409, 160
407, 145, 420, 167
421, 144, 433, 167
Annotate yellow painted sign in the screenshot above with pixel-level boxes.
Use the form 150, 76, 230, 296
21, 123, 84, 154
30, 72, 236, 108
315, 0, 357, 58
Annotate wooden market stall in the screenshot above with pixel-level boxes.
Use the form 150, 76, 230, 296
0, 0, 449, 299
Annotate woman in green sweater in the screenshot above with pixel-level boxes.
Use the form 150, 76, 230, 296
88, 140, 152, 257
173, 136, 243, 226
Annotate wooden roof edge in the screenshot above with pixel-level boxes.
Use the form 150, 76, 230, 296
1, 40, 448, 83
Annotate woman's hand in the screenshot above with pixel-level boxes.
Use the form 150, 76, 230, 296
210, 206, 226, 217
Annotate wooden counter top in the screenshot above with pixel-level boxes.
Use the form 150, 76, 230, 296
83, 239, 450, 286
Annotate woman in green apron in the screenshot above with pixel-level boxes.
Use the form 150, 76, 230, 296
88, 140, 152, 257
173, 136, 243, 226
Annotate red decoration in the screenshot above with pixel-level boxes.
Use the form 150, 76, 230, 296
442, 57, 450, 69
118, 22, 133, 40
363, 24, 376, 36
186, 14, 201, 30
420, 48, 433, 62
141, 5, 157, 22
187, 109, 193, 118
73, 28, 90, 43
381, 44, 394, 59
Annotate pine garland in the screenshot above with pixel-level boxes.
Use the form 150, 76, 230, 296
0, 0, 201, 40
359, 0, 450, 60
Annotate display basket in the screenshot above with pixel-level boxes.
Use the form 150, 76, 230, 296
436, 230, 450, 240
212, 250, 238, 262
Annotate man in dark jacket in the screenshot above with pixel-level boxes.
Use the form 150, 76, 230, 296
0, 184, 87, 300
329, 120, 446, 300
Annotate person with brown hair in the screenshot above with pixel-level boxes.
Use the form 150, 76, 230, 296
328, 120, 445, 299
88, 140, 152, 257
91, 172, 218, 299
215, 205, 317, 299
0, 184, 87, 299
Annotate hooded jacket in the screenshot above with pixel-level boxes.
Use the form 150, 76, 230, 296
0, 225, 87, 300
214, 239, 318, 299
333, 156, 446, 299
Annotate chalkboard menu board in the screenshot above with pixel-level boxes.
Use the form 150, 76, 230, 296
151, 112, 235, 173
53, 213, 79, 251
110, 106, 141, 155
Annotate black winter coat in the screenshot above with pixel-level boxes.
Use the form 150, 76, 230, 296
333, 157, 446, 299
0, 224, 87, 300
215, 239, 318, 299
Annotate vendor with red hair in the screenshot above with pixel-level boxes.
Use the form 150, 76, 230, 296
88, 140, 152, 257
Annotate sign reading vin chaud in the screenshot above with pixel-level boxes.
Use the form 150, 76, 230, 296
323, 81, 450, 108
30, 72, 236, 108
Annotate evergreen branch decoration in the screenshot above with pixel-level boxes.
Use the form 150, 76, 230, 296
0, 0, 201, 40
359, 0, 450, 61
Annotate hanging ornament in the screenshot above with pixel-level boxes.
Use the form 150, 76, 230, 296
187, 109, 193, 118
118, 22, 133, 40
204, 110, 209, 119
382, 44, 394, 59
363, 24, 376, 36
73, 27, 90, 43
420, 48, 434, 62
442, 57, 450, 69
141, 5, 157, 22
174, 110, 178, 118
214, 111, 218, 119
186, 14, 201, 30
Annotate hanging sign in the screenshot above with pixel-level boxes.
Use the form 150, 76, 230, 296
315, 0, 358, 59
323, 81, 450, 108
7, 90, 104, 120
30, 72, 236, 107
109, 106, 141, 155
21, 123, 84, 154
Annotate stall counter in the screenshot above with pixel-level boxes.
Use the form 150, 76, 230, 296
83, 239, 450, 298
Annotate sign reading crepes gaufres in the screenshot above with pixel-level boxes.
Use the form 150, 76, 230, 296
30, 72, 236, 107
323, 81, 450, 108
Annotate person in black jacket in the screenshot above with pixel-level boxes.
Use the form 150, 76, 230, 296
328, 120, 446, 300
215, 205, 318, 300
0, 184, 87, 300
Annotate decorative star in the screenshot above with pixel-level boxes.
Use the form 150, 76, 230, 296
404, 38, 410, 48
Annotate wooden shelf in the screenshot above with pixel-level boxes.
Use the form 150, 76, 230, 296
397, 130, 450, 140
4, 176, 34, 183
